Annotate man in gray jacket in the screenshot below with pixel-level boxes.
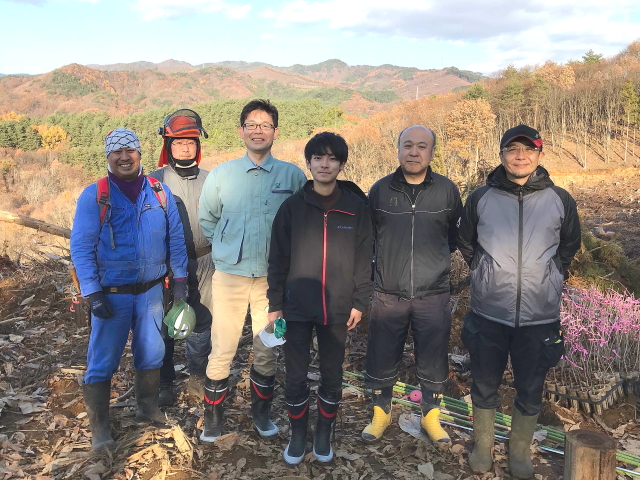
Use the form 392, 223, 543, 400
458, 125, 581, 478
150, 109, 214, 405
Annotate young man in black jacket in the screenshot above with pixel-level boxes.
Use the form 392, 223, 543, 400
363, 125, 462, 445
267, 132, 373, 465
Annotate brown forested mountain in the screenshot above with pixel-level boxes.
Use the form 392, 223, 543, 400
0, 59, 482, 117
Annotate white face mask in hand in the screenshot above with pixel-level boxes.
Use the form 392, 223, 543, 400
258, 323, 286, 348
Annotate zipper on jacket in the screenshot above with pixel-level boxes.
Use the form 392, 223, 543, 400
410, 203, 415, 298
220, 218, 229, 241
515, 188, 524, 328
389, 183, 420, 299
323, 212, 328, 325
322, 209, 355, 325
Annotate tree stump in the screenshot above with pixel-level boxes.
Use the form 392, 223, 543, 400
564, 429, 617, 480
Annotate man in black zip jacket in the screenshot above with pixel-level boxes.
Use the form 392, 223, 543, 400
458, 125, 581, 478
267, 132, 373, 465
363, 125, 462, 446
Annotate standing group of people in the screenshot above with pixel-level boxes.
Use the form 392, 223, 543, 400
70, 98, 580, 479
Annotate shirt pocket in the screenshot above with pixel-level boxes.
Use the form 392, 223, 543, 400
265, 187, 295, 214
212, 212, 245, 265
142, 204, 168, 261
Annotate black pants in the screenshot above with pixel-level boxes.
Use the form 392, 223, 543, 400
364, 291, 452, 393
160, 328, 212, 384
461, 311, 564, 416
284, 321, 347, 399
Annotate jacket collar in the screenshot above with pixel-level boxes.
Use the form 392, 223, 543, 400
390, 166, 433, 191
486, 164, 554, 194
241, 152, 275, 172
300, 179, 367, 212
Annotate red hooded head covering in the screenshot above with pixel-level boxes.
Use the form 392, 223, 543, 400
157, 109, 208, 167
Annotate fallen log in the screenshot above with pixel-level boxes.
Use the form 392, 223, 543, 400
0, 210, 71, 239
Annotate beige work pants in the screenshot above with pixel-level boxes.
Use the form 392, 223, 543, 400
206, 270, 277, 380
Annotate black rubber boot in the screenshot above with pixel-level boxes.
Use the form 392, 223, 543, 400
313, 389, 340, 463
469, 407, 496, 473
283, 389, 310, 465
200, 377, 228, 443
250, 365, 279, 438
158, 383, 175, 407
362, 386, 393, 443
134, 368, 167, 425
509, 408, 539, 479
83, 379, 115, 452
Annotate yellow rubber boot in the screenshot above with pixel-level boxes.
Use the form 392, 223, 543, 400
362, 405, 392, 443
421, 408, 451, 444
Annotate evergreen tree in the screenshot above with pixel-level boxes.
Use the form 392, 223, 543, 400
582, 49, 604, 64
463, 83, 489, 100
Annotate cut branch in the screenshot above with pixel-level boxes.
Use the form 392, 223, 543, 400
0, 210, 71, 239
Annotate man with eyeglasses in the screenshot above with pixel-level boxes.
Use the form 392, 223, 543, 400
150, 109, 214, 407
198, 99, 307, 443
458, 125, 581, 478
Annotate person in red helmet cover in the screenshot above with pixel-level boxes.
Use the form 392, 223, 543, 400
149, 109, 214, 406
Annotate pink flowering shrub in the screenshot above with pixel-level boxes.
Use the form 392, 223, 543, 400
554, 286, 640, 385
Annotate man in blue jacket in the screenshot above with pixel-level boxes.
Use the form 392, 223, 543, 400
198, 99, 307, 443
70, 129, 188, 452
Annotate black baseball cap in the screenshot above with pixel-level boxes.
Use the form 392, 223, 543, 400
500, 124, 543, 149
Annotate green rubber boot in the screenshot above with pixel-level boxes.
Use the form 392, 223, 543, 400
135, 368, 167, 425
468, 407, 495, 473
83, 380, 115, 452
508, 408, 539, 479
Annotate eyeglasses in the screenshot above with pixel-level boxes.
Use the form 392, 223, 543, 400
501, 146, 541, 155
172, 140, 197, 147
242, 123, 275, 131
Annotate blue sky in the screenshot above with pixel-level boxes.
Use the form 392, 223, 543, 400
1, 0, 639, 75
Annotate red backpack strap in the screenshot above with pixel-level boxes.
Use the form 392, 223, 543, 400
96, 177, 110, 225
146, 176, 167, 212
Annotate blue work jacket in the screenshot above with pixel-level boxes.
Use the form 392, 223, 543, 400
70, 177, 188, 296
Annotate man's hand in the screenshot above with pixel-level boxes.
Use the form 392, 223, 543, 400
88, 291, 114, 319
173, 277, 188, 303
346, 308, 362, 330
267, 310, 282, 325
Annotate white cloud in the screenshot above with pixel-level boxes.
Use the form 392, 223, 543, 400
5, 0, 98, 4
132, 0, 251, 21
260, 0, 639, 71
261, 33, 276, 39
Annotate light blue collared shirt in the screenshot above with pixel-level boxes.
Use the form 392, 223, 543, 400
198, 153, 307, 277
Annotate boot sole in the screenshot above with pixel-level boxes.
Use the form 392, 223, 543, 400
92, 439, 115, 453
254, 423, 279, 439
313, 445, 333, 463
135, 415, 168, 427
283, 444, 305, 465
200, 432, 221, 443
361, 432, 385, 443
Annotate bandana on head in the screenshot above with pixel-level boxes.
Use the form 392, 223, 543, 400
105, 129, 141, 158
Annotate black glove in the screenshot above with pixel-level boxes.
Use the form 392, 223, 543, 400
88, 291, 114, 319
173, 277, 188, 304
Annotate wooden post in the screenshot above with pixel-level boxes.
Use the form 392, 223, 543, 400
564, 429, 617, 480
